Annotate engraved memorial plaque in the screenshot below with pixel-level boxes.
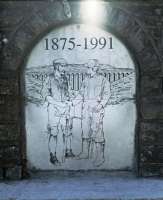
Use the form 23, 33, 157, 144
25, 24, 136, 170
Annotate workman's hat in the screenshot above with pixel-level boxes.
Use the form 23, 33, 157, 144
53, 58, 67, 67
85, 59, 99, 68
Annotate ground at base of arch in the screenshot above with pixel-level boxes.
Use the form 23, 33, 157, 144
0, 171, 163, 200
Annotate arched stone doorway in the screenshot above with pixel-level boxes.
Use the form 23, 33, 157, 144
24, 23, 137, 171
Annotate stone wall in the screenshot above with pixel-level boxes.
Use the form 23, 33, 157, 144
0, 0, 163, 178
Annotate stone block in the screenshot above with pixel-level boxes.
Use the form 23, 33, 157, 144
140, 76, 161, 96
0, 96, 19, 121
141, 97, 163, 120
0, 123, 20, 141
140, 145, 163, 163
0, 145, 20, 166
139, 163, 161, 177
6, 166, 22, 180
0, 78, 18, 95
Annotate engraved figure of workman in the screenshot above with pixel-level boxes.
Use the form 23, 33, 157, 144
42, 58, 75, 166
77, 59, 111, 167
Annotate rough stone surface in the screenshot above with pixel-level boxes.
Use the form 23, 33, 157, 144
0, 0, 163, 178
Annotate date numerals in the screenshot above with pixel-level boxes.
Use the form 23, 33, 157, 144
84, 37, 112, 49
45, 37, 113, 50
45, 38, 75, 50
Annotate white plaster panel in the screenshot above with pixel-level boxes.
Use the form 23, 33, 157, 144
25, 24, 136, 170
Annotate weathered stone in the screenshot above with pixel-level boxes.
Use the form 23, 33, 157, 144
0, 144, 20, 173
0, 168, 3, 180
0, 96, 19, 121
2, 44, 23, 70
141, 97, 163, 120
139, 122, 163, 170
140, 145, 163, 163
139, 163, 161, 177
0, 79, 18, 95
0, 123, 20, 141
5, 166, 22, 180
140, 76, 162, 96
140, 122, 163, 145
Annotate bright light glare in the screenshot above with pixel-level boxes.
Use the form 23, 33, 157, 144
80, 0, 104, 24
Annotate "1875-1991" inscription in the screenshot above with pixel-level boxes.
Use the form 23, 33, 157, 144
44, 37, 113, 50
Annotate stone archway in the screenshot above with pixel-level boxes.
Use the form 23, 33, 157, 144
1, 1, 162, 177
